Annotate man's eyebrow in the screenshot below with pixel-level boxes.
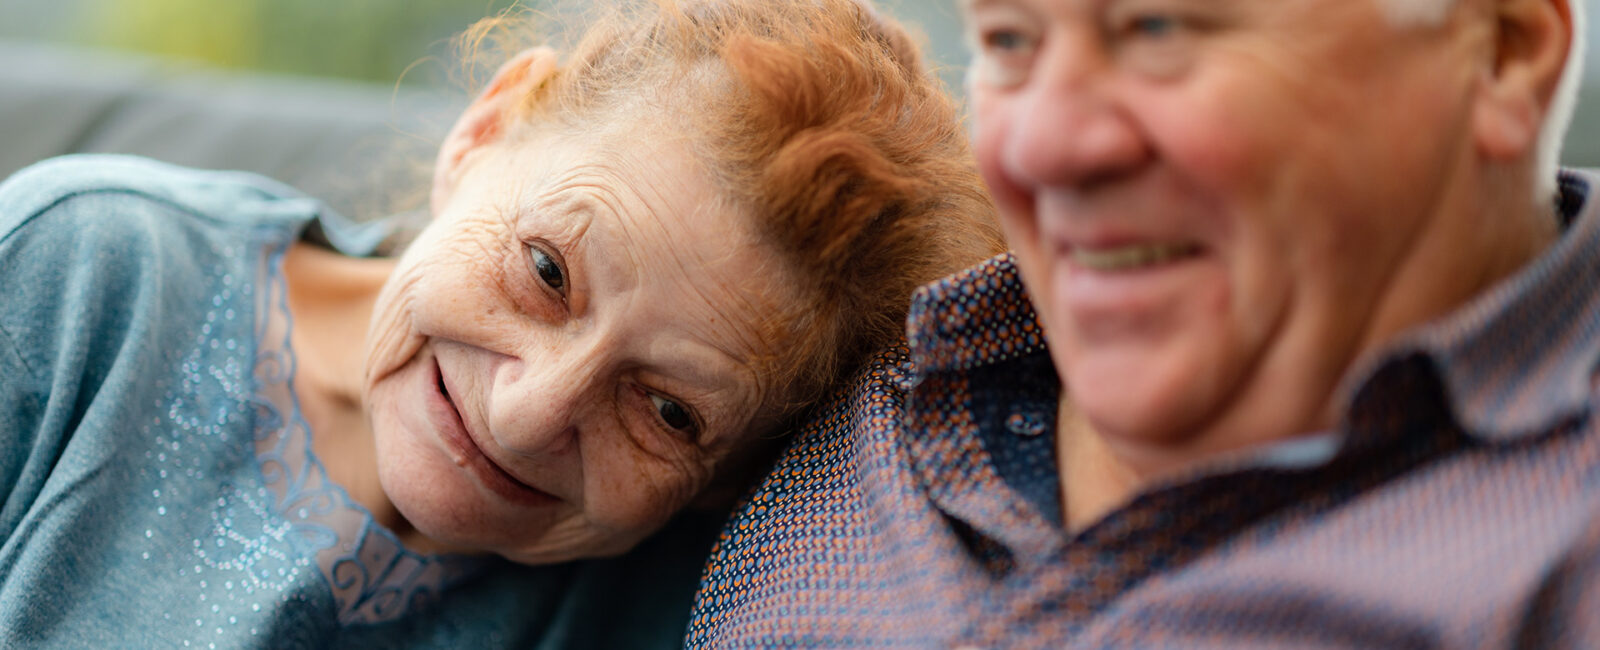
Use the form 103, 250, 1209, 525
960, 0, 1043, 17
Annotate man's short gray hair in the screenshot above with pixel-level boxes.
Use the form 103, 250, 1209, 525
1376, 0, 1586, 196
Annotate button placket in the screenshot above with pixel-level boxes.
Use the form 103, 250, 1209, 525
1005, 411, 1048, 438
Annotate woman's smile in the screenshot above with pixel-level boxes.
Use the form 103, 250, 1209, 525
346, 0, 1007, 558
425, 351, 560, 508
361, 129, 800, 562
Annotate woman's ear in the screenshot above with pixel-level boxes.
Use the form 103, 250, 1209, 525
1472, 0, 1574, 161
432, 47, 560, 215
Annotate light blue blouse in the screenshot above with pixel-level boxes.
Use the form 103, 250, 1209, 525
0, 155, 715, 648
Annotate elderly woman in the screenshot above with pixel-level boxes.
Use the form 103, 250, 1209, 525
0, 0, 999, 646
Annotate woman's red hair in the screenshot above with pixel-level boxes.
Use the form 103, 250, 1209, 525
463, 0, 1003, 415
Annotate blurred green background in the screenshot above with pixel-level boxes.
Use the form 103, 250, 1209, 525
0, 0, 969, 89
0, 0, 1594, 164
0, 0, 514, 84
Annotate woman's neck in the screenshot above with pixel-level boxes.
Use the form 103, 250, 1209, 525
282, 242, 403, 530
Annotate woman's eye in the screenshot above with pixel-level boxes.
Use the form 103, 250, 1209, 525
526, 244, 566, 294
649, 394, 698, 438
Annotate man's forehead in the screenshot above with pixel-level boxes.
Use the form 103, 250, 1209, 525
958, 0, 1104, 13
1371, 0, 1457, 27
954, 0, 1426, 16
952, 0, 1481, 43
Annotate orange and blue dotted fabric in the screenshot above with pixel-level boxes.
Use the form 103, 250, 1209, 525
687, 172, 1600, 648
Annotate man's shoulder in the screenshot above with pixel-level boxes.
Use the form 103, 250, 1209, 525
1518, 495, 1600, 644
688, 344, 933, 647
792, 344, 917, 458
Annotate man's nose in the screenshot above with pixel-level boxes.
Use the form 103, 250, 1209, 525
1000, 42, 1151, 191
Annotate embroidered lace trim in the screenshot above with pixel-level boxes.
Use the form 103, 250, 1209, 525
248, 235, 482, 625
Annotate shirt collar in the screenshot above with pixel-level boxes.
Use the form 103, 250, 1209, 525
1344, 170, 1600, 442
905, 252, 1047, 385
908, 171, 1600, 447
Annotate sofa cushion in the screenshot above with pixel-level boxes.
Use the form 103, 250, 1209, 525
0, 40, 460, 222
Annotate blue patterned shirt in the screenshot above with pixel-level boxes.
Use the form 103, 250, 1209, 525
686, 170, 1600, 648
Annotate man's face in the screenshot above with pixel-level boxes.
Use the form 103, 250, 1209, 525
965, 0, 1488, 453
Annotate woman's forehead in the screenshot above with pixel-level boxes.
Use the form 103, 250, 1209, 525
483, 129, 795, 428
574, 183, 790, 403
503, 129, 778, 304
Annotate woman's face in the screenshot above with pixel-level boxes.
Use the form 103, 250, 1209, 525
363, 129, 793, 564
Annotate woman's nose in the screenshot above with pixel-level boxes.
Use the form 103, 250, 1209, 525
485, 350, 605, 459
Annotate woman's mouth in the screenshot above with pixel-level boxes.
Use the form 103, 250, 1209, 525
428, 355, 558, 507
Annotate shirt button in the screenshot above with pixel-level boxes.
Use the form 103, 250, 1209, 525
1005, 412, 1047, 437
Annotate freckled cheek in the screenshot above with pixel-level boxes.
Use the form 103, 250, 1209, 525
584, 441, 709, 532
403, 244, 518, 334
364, 271, 427, 389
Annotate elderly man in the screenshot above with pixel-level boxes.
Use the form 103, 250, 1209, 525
687, 0, 1592, 647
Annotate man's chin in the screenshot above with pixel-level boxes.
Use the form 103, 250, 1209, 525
1063, 360, 1218, 452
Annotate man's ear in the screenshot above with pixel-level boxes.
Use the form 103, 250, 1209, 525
432, 47, 560, 215
1472, 0, 1574, 160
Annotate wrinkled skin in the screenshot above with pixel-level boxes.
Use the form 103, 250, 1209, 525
363, 129, 794, 564
964, 0, 1569, 517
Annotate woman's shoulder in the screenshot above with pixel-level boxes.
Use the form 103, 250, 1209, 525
0, 156, 317, 396
0, 154, 323, 246
0, 155, 314, 331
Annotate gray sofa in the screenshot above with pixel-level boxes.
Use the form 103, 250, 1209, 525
3, 38, 1598, 213
0, 40, 459, 225
1565, 84, 1600, 168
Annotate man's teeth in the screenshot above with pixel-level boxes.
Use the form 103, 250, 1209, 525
1070, 243, 1198, 271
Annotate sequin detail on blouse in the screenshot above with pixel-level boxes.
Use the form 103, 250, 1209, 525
137, 234, 478, 634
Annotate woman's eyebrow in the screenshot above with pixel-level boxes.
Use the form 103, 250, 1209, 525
519, 185, 602, 230
648, 340, 756, 396
643, 346, 765, 430
532, 164, 635, 218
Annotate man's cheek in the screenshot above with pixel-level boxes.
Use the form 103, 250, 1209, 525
970, 101, 1034, 221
